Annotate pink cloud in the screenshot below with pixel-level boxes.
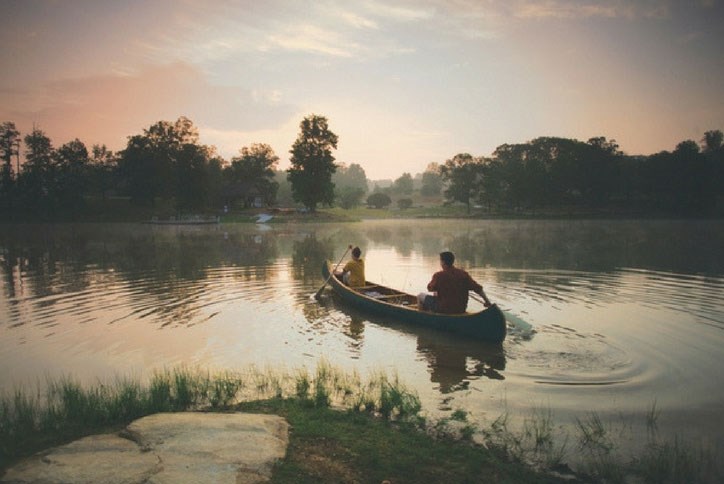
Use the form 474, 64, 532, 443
0, 62, 295, 150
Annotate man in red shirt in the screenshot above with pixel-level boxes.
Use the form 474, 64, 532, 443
418, 251, 491, 314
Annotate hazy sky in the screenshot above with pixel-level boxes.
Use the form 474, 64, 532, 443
1, 0, 722, 179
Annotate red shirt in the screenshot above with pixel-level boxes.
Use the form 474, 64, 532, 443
427, 266, 483, 314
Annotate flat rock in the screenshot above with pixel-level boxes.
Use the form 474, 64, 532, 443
2, 412, 289, 484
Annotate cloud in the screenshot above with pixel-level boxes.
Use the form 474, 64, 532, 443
198, 115, 302, 163
0, 62, 296, 150
362, 1, 435, 21
337, 11, 379, 29
422, 0, 671, 24
264, 24, 361, 58
509, 0, 670, 20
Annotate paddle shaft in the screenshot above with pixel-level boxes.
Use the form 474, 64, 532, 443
469, 291, 491, 307
315, 245, 352, 298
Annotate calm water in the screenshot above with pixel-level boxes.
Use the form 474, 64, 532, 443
1, 220, 723, 455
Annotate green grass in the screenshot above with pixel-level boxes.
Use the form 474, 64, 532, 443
0, 363, 421, 470
237, 398, 554, 484
322, 204, 471, 220
1, 366, 720, 483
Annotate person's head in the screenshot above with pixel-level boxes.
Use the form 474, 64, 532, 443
439, 251, 455, 268
352, 247, 362, 259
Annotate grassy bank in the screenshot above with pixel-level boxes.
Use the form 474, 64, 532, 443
1, 365, 718, 483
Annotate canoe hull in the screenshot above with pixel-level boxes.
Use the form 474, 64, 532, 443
322, 261, 506, 343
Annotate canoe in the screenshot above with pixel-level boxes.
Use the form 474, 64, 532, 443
322, 261, 507, 343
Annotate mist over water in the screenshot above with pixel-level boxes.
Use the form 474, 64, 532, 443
1, 219, 723, 455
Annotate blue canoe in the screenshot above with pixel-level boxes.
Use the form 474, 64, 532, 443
322, 261, 506, 343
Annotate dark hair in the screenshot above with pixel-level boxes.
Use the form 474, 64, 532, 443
439, 251, 455, 266
352, 247, 362, 258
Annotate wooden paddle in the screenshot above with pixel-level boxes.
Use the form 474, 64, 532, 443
314, 245, 353, 299
469, 291, 492, 307
470, 292, 534, 333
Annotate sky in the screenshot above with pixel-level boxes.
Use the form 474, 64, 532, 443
1, 0, 723, 179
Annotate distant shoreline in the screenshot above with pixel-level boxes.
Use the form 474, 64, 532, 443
1, 203, 722, 225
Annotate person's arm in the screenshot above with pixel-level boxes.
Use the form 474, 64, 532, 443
477, 287, 492, 307
427, 273, 438, 292
335, 261, 351, 276
468, 274, 492, 307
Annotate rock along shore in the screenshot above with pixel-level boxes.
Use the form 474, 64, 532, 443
2, 412, 289, 484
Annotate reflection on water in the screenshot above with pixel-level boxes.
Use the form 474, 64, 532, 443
318, 297, 507, 393
417, 331, 506, 393
1, 220, 724, 457
1, 224, 282, 331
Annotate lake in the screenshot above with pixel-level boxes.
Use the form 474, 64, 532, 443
1, 219, 723, 461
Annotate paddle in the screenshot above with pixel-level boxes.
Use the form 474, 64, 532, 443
314, 245, 353, 300
469, 291, 492, 308
470, 292, 534, 333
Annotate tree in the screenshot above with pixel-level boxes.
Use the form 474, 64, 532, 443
0, 122, 20, 211
440, 153, 482, 213
337, 186, 366, 209
583, 137, 621, 206
205, 156, 224, 209
274, 170, 294, 206
397, 198, 413, 209
367, 192, 391, 209
420, 162, 443, 196
19, 126, 55, 213
118, 133, 161, 206
0, 122, 20, 177
673, 139, 710, 213
54, 138, 90, 213
334, 163, 368, 192
24, 126, 54, 171
287, 114, 338, 212
477, 158, 505, 211
701, 130, 723, 153
118, 117, 215, 209
226, 143, 279, 207
89, 144, 118, 201
393, 172, 414, 195
333, 163, 368, 209
175, 143, 215, 211
700, 130, 723, 210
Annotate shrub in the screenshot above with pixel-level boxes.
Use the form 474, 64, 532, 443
367, 192, 391, 209
397, 198, 413, 209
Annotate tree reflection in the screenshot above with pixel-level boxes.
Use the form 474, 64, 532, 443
290, 234, 334, 284
0, 224, 280, 329
444, 220, 724, 274
298, 291, 366, 354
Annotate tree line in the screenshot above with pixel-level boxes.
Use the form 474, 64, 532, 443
0, 114, 366, 220
1, 114, 722, 220
438, 132, 724, 216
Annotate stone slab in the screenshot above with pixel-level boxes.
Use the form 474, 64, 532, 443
1, 412, 289, 484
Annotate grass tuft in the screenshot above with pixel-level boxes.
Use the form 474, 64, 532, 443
634, 436, 713, 484
646, 399, 660, 434
450, 409, 468, 422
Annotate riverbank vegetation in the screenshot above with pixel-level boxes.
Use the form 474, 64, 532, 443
1, 364, 717, 482
1, 117, 722, 223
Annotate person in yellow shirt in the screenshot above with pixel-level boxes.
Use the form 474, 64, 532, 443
336, 246, 365, 287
